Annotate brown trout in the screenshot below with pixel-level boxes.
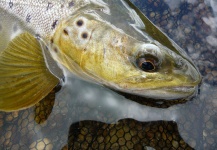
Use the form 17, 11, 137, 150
0, 0, 201, 111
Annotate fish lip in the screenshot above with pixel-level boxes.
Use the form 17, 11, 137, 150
109, 83, 198, 100
143, 86, 197, 100
130, 85, 196, 93
164, 86, 196, 93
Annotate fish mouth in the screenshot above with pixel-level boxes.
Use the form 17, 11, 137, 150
142, 85, 197, 100
164, 86, 196, 93
116, 85, 198, 100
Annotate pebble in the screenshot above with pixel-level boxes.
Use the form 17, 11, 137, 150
211, 70, 217, 76
188, 138, 196, 148
5, 114, 14, 122
206, 137, 214, 145
124, 133, 131, 141
29, 138, 53, 150
150, 12, 156, 18
184, 27, 191, 34
5, 131, 12, 139
110, 135, 118, 143
172, 140, 179, 148
117, 129, 124, 138
0, 119, 3, 128
118, 137, 126, 145
206, 121, 214, 129
126, 141, 133, 149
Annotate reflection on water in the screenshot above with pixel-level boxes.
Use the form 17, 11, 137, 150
57, 73, 179, 123
0, 0, 217, 149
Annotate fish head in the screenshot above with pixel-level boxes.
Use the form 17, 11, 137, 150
49, 12, 201, 100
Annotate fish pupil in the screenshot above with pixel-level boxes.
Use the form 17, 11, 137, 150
136, 57, 156, 72
141, 61, 155, 71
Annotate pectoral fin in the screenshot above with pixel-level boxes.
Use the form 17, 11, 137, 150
0, 32, 59, 112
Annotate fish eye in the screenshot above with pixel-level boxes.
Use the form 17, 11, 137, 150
76, 19, 83, 27
136, 55, 158, 72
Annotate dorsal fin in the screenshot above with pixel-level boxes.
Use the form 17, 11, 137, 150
0, 32, 59, 112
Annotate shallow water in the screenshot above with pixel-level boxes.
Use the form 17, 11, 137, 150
131, 0, 217, 149
0, 0, 217, 149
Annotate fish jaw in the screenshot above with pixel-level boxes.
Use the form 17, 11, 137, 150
49, 12, 201, 100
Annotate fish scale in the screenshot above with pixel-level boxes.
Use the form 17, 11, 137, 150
0, 0, 79, 38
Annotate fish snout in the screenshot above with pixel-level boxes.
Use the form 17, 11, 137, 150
173, 57, 202, 86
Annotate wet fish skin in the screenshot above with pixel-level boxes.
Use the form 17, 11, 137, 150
0, 0, 202, 113
50, 11, 201, 100
0, 0, 86, 38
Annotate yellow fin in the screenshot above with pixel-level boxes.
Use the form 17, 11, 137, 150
0, 32, 59, 112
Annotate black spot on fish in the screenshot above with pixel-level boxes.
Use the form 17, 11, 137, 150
9, 1, 13, 8
51, 20, 58, 30
54, 47, 58, 53
51, 38, 54, 43
63, 29, 69, 35
76, 20, 83, 27
82, 32, 88, 39
68, 1, 74, 8
26, 14, 31, 23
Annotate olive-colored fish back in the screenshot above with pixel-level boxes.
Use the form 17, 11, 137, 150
0, 32, 59, 112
